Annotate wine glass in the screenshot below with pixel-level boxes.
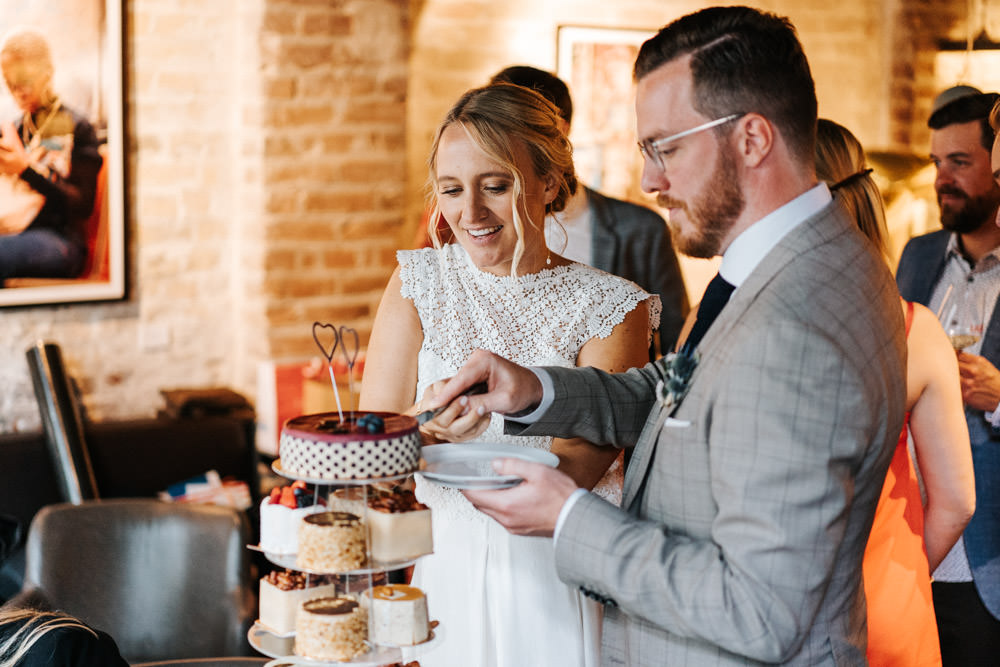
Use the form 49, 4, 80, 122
937, 285, 983, 352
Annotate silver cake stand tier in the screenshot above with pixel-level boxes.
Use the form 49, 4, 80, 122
271, 460, 414, 486
249, 622, 442, 666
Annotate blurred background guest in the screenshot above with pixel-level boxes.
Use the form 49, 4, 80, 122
896, 87, 1000, 665
490, 65, 687, 356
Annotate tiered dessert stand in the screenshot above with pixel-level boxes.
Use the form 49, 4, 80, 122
247, 464, 441, 666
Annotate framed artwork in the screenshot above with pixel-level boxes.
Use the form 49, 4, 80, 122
0, 0, 125, 308
556, 25, 654, 203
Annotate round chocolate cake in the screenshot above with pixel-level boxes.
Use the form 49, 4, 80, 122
279, 411, 420, 481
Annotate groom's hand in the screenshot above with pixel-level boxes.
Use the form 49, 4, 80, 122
463, 458, 578, 537
429, 349, 543, 421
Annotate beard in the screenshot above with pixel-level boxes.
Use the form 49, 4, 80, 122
658, 144, 745, 259
938, 185, 1000, 234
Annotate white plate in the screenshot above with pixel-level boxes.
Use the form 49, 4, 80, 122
418, 443, 559, 489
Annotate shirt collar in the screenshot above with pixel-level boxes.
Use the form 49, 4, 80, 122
944, 232, 1000, 271
720, 183, 831, 287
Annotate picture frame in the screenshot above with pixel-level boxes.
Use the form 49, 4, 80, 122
0, 0, 126, 308
556, 25, 654, 204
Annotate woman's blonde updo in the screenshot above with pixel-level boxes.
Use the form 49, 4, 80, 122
426, 82, 577, 276
815, 118, 889, 259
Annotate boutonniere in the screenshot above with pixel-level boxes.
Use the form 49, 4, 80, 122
654, 349, 699, 411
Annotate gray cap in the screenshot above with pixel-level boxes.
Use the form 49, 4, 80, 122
932, 84, 984, 115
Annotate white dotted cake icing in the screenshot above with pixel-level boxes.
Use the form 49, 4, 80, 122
279, 412, 420, 481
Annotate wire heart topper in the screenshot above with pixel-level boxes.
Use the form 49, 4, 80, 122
311, 322, 361, 422
312, 322, 340, 365
339, 326, 360, 416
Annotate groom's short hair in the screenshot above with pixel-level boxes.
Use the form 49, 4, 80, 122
634, 6, 817, 164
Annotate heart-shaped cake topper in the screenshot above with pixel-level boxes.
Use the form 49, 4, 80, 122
339, 326, 360, 370
312, 322, 340, 364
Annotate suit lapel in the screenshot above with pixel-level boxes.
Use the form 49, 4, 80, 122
622, 202, 850, 510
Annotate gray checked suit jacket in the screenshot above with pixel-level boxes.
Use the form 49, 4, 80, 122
512, 200, 907, 665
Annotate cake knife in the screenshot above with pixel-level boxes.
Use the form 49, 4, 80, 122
415, 381, 489, 425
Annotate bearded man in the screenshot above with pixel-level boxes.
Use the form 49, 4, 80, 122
420, 6, 907, 665
896, 86, 1000, 665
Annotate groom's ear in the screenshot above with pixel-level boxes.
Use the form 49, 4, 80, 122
733, 113, 774, 169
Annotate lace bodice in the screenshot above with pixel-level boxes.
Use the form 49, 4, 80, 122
399, 244, 661, 521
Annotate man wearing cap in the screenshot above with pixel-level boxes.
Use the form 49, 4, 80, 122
896, 85, 1000, 664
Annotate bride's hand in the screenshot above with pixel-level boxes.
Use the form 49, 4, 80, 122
416, 380, 490, 443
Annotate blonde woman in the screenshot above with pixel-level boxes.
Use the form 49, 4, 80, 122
360, 83, 659, 667
816, 118, 976, 666
0, 607, 128, 666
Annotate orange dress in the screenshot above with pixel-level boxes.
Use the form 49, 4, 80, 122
863, 301, 941, 666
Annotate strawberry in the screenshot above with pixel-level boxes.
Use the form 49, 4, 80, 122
279, 486, 297, 508
268, 487, 281, 504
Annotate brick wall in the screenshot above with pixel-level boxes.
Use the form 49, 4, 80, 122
0, 0, 969, 436
0, 0, 410, 433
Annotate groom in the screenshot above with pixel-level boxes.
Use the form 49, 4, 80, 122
424, 6, 907, 665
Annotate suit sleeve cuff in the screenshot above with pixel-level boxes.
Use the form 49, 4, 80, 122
505, 367, 554, 424
553, 488, 588, 544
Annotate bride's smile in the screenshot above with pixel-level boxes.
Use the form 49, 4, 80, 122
434, 122, 555, 276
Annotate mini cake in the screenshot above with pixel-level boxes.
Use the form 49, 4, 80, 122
364, 584, 430, 646
259, 481, 326, 554
294, 595, 368, 661
258, 569, 337, 635
367, 489, 433, 563
279, 412, 420, 481
297, 511, 367, 571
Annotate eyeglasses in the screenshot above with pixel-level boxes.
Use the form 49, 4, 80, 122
637, 113, 744, 171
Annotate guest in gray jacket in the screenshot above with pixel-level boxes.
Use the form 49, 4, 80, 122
490, 65, 689, 357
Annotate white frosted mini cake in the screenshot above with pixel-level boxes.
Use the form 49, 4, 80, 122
259, 482, 326, 554
279, 412, 420, 481
364, 584, 429, 646
295, 595, 368, 661
367, 488, 433, 563
258, 569, 337, 635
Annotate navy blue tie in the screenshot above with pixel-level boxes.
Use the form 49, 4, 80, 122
682, 273, 735, 353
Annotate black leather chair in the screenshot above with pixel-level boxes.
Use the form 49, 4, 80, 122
10, 499, 257, 663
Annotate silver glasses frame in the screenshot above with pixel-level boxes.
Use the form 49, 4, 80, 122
638, 113, 743, 171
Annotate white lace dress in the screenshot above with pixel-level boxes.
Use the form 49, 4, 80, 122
398, 244, 660, 667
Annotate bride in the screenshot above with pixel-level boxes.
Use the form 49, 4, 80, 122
360, 82, 659, 667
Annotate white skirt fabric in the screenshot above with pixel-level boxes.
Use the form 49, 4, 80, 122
410, 510, 602, 667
